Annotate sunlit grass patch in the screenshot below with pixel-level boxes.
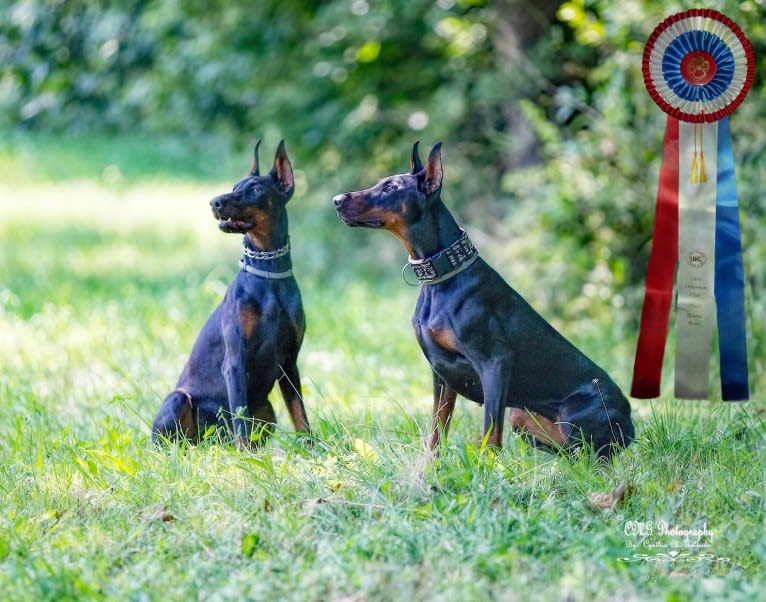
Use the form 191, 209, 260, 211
1, 161, 764, 600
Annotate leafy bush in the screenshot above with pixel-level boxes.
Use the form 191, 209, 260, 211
2, 0, 765, 362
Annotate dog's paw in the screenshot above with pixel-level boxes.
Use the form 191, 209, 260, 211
233, 437, 254, 453
298, 431, 315, 448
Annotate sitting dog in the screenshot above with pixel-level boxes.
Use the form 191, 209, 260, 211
333, 142, 634, 458
152, 140, 310, 448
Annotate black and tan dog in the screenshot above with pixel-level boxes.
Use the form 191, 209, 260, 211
333, 142, 634, 458
152, 141, 310, 448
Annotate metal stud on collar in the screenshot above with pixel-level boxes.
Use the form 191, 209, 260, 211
407, 229, 478, 285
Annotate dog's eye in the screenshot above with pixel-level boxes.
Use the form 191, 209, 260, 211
381, 183, 396, 193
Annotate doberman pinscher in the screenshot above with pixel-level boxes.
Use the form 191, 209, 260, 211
152, 140, 310, 449
333, 142, 634, 458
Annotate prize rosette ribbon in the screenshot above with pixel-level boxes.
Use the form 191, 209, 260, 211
632, 8, 754, 400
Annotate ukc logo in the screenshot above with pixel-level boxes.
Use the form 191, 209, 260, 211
687, 250, 707, 268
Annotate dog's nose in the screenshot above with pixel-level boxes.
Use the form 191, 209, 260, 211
211, 196, 223, 210
332, 194, 345, 208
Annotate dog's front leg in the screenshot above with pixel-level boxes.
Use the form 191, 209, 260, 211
221, 330, 251, 449
278, 360, 311, 435
428, 371, 456, 451
477, 357, 512, 449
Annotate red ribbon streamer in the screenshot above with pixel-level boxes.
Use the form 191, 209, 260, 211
631, 118, 679, 398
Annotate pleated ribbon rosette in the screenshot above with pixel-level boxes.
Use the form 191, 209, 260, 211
632, 8, 755, 401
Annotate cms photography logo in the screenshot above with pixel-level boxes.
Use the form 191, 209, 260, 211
617, 518, 730, 565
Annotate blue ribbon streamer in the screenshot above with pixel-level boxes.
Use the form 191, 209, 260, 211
714, 117, 749, 400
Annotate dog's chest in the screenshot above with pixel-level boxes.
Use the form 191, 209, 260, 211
226, 276, 304, 348
420, 333, 484, 402
248, 293, 302, 339
413, 298, 483, 403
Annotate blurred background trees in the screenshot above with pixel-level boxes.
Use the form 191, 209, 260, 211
1, 0, 764, 323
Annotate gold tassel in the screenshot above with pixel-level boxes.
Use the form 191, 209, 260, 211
689, 123, 708, 184
690, 150, 700, 183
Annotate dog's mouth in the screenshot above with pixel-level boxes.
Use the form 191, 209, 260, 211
217, 216, 254, 233
211, 193, 256, 233
355, 218, 385, 228
334, 204, 384, 228
336, 214, 384, 228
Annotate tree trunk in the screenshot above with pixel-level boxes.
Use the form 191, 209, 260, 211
490, 0, 564, 169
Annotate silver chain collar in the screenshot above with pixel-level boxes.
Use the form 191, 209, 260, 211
241, 238, 290, 260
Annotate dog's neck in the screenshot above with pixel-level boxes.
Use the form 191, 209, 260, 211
240, 212, 293, 279
245, 209, 289, 252
400, 197, 463, 260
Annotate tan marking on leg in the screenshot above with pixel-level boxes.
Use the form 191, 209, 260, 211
278, 365, 310, 434
287, 398, 310, 433
428, 385, 457, 450
485, 424, 503, 448
510, 408, 567, 446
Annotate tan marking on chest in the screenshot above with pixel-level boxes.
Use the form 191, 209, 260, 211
239, 308, 261, 340
429, 327, 459, 352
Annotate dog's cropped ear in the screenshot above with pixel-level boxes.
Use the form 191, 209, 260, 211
409, 140, 424, 174
270, 140, 294, 195
419, 142, 443, 195
250, 140, 262, 176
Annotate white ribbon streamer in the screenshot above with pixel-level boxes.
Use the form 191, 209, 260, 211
675, 121, 718, 399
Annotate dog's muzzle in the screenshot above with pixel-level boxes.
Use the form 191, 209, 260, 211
211, 194, 253, 232
332, 194, 354, 225
332, 194, 383, 228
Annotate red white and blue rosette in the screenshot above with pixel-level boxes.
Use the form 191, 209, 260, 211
642, 9, 754, 123
632, 9, 754, 401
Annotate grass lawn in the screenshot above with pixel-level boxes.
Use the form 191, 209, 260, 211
1, 136, 764, 601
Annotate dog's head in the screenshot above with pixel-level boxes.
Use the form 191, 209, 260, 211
332, 141, 443, 233
210, 140, 295, 234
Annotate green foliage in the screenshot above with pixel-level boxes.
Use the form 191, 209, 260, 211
3, 1, 765, 321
